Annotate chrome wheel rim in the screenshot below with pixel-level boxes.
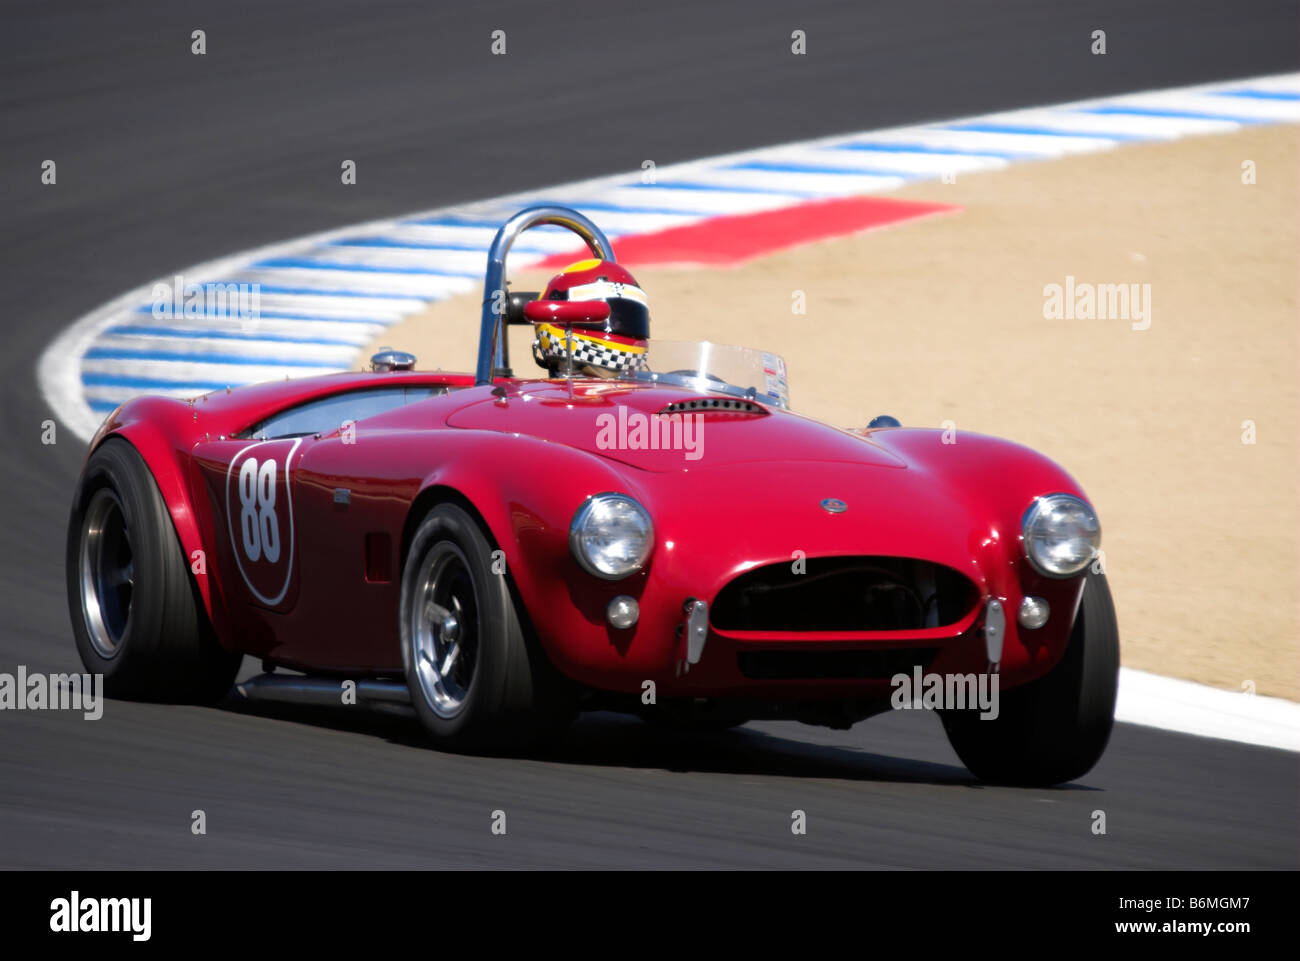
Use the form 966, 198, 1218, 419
411, 543, 479, 718
80, 487, 134, 658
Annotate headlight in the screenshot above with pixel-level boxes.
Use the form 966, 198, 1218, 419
1021, 494, 1101, 577
570, 493, 654, 579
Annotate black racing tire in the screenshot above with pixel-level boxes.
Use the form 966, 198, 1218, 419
66, 437, 240, 703
399, 503, 576, 751
940, 567, 1119, 786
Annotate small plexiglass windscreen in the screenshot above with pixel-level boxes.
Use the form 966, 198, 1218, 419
631, 341, 790, 409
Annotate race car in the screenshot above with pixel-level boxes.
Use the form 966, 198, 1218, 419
65, 205, 1118, 785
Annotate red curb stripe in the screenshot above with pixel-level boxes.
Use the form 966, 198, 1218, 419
537, 195, 960, 270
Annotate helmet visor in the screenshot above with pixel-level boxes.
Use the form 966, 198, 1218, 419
607, 298, 650, 341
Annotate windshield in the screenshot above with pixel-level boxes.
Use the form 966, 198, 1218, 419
630, 340, 790, 409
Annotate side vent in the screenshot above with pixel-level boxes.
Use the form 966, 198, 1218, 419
658, 397, 769, 416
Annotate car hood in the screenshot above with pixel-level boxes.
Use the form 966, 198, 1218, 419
441, 379, 1087, 595
445, 381, 907, 473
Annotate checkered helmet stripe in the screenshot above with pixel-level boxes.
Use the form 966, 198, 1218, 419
534, 326, 647, 374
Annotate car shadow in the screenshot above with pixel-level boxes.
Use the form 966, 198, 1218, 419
215, 694, 1096, 791
543, 713, 977, 786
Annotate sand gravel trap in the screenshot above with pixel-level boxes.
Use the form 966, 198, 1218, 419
366, 124, 1299, 699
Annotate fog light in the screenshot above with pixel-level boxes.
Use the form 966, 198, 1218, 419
1018, 596, 1050, 630
607, 595, 639, 629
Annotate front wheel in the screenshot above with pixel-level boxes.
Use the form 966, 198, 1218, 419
66, 438, 240, 703
399, 503, 575, 751
940, 567, 1119, 786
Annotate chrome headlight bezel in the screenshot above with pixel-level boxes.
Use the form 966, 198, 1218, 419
569, 492, 654, 580
1020, 493, 1101, 578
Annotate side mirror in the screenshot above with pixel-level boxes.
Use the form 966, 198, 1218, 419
522, 299, 611, 328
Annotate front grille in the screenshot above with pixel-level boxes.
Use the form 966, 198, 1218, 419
711, 556, 977, 632
738, 647, 938, 680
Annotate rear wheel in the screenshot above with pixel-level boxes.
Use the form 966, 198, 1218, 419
66, 438, 240, 703
399, 503, 575, 751
940, 567, 1119, 786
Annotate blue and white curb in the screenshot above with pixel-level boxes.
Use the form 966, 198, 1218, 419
35, 70, 1300, 749
41, 71, 1299, 444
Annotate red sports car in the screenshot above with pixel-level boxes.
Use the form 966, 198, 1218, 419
66, 206, 1118, 784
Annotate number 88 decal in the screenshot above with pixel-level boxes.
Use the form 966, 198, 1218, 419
225, 438, 300, 608
238, 457, 280, 563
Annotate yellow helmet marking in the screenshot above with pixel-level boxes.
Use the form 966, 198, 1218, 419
537, 323, 646, 353
562, 258, 603, 273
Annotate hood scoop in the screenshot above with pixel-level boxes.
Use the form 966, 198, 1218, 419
447, 382, 906, 472
658, 397, 769, 416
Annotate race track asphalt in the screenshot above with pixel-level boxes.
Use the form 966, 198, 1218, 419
1, 0, 1296, 868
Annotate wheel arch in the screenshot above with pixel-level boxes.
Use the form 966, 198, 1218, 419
397, 436, 636, 674
401, 485, 502, 570
76, 400, 224, 632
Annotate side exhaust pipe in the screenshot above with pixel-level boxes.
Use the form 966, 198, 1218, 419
237, 673, 414, 717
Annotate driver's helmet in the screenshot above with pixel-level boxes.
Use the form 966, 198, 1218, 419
531, 258, 649, 377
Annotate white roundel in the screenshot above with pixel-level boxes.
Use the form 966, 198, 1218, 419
225, 438, 301, 606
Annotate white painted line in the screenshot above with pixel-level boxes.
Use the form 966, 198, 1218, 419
304, 246, 494, 273
378, 224, 590, 251
547, 185, 811, 215
665, 167, 909, 196
238, 293, 421, 319
117, 317, 386, 341
83, 384, 215, 406
976, 106, 1239, 138
739, 145, 1010, 175
1117, 668, 1300, 753
1112, 90, 1300, 122
1223, 75, 1300, 93
95, 333, 360, 362
235, 267, 475, 299
80, 357, 341, 383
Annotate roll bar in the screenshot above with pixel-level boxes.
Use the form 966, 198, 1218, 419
475, 206, 616, 385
